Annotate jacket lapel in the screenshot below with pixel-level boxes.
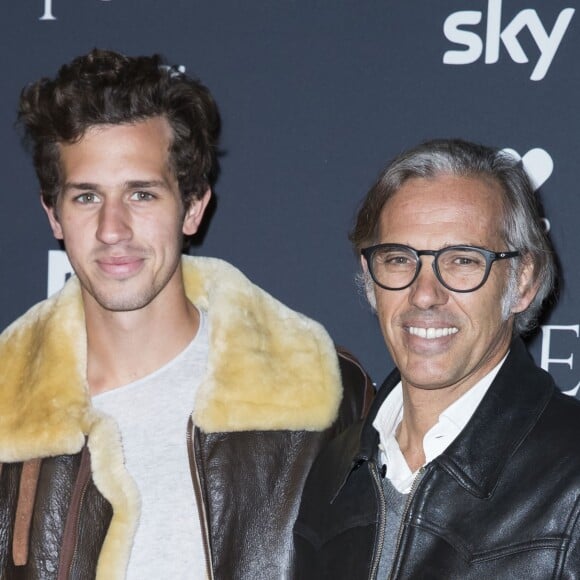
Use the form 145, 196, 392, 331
436, 338, 554, 497
0, 278, 89, 461
183, 256, 342, 432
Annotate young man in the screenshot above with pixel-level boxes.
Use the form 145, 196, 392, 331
295, 139, 580, 578
0, 49, 372, 579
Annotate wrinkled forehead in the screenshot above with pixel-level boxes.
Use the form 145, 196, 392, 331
378, 174, 506, 247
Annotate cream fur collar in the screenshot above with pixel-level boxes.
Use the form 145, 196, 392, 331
0, 256, 342, 462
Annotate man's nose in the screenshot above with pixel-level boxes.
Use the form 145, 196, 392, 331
408, 257, 449, 309
96, 199, 132, 245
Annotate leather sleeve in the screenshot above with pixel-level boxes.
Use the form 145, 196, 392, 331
335, 347, 375, 432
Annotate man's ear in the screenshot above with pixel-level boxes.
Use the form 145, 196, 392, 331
183, 189, 211, 236
360, 254, 369, 276
511, 256, 539, 314
41, 196, 64, 240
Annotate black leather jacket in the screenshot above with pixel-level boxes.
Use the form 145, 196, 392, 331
295, 339, 580, 579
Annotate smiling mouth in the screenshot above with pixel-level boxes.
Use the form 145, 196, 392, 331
97, 256, 144, 277
408, 326, 459, 339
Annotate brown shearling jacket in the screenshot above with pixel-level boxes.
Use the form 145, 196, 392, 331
0, 256, 373, 579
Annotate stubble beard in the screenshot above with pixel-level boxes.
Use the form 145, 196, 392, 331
80, 258, 182, 314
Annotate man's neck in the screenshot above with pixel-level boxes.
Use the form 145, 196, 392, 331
396, 387, 449, 472
84, 292, 200, 396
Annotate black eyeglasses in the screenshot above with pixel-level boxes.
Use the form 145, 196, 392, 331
361, 244, 520, 293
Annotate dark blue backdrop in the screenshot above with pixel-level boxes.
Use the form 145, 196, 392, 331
1, 1, 578, 393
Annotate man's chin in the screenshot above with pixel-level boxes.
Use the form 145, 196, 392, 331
399, 357, 460, 391
88, 290, 154, 313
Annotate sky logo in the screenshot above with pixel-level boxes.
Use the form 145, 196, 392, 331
443, 0, 575, 81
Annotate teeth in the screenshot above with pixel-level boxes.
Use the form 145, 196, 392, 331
408, 327, 458, 339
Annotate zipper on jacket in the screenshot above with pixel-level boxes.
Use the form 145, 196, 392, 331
387, 466, 426, 580
368, 461, 387, 580
58, 445, 91, 580
186, 417, 214, 580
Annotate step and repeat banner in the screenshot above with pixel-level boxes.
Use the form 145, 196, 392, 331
1, 1, 578, 393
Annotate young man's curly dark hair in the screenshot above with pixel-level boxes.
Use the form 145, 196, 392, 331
18, 48, 221, 211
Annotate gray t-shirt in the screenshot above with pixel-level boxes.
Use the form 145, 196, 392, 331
93, 310, 209, 579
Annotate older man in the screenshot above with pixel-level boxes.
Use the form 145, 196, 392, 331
295, 139, 580, 578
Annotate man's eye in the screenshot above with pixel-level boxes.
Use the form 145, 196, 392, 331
74, 193, 100, 204
388, 255, 411, 264
131, 191, 155, 201
380, 254, 412, 267
445, 252, 485, 269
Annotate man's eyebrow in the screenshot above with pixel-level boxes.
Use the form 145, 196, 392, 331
63, 182, 100, 192
124, 180, 170, 189
62, 180, 170, 192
